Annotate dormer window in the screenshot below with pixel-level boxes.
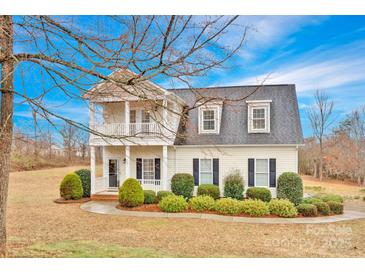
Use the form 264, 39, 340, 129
198, 104, 222, 134
247, 100, 271, 133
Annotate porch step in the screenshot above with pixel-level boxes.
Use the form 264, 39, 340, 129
91, 194, 119, 201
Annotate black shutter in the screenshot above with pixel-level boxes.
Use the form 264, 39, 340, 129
248, 158, 255, 187
269, 158, 276, 187
136, 158, 142, 180
193, 158, 199, 186
213, 158, 219, 186
155, 158, 161, 180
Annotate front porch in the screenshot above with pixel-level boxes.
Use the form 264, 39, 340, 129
90, 145, 170, 196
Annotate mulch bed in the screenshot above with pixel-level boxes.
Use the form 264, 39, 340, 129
54, 197, 91, 204
115, 203, 335, 218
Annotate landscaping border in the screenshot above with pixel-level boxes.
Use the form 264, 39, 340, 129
54, 197, 91, 204
80, 201, 365, 224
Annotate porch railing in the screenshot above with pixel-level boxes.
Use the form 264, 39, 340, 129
137, 179, 161, 186
93, 122, 162, 137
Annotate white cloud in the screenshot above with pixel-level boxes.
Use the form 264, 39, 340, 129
227, 39, 365, 93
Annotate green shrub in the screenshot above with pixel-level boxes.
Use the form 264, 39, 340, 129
214, 198, 241, 215
75, 169, 91, 197
360, 188, 365, 193
60, 172, 83, 200
171, 173, 195, 199
246, 187, 272, 202
297, 204, 318, 217
318, 194, 344, 203
157, 190, 173, 201
159, 195, 188, 213
302, 197, 322, 204
313, 201, 330, 215
354, 195, 360, 200
268, 199, 298, 218
189, 195, 215, 212
118, 178, 144, 207
277, 172, 303, 205
223, 170, 244, 200
197, 184, 220, 200
239, 199, 270, 217
327, 201, 344, 214
143, 190, 157, 204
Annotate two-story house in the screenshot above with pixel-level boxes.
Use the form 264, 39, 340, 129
84, 69, 303, 198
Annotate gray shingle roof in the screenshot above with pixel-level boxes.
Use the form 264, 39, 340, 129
169, 84, 303, 145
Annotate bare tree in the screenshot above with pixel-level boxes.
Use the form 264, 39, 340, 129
0, 15, 248, 256
60, 123, 78, 161
307, 90, 334, 181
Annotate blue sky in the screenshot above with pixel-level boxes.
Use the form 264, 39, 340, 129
12, 16, 365, 141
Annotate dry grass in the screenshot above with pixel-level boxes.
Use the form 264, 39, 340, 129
6, 168, 365, 257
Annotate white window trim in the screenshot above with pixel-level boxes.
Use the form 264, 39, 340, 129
247, 101, 271, 133
198, 105, 221, 134
254, 158, 269, 187
199, 158, 213, 185
142, 158, 155, 181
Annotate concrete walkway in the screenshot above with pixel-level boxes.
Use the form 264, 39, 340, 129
80, 201, 365, 224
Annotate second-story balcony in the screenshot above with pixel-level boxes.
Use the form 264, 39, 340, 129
93, 122, 163, 138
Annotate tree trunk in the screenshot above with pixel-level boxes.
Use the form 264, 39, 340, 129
319, 142, 323, 181
0, 15, 14, 257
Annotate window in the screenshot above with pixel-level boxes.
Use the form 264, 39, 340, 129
142, 159, 154, 180
199, 105, 221, 134
141, 110, 150, 123
255, 159, 269, 187
203, 110, 215, 131
200, 159, 213, 184
247, 101, 271, 133
129, 110, 136, 123
252, 108, 266, 129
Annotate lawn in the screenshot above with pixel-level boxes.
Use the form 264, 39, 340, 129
6, 167, 365, 257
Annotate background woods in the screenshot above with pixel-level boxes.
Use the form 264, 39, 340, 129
300, 103, 365, 185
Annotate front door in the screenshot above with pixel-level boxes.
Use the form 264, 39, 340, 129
108, 159, 119, 188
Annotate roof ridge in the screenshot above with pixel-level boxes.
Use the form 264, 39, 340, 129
168, 84, 295, 90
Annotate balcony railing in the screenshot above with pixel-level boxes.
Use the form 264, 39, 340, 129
93, 122, 162, 137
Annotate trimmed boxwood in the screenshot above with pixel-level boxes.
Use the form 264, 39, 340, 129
313, 201, 331, 215
171, 173, 195, 199
197, 184, 220, 200
143, 190, 157, 204
246, 187, 272, 202
157, 190, 173, 201
239, 199, 270, 217
159, 195, 188, 213
214, 198, 241, 215
189, 195, 215, 212
118, 178, 144, 207
327, 201, 344, 214
268, 199, 298, 218
60, 172, 83, 200
75, 169, 91, 197
277, 172, 303, 205
297, 204, 318, 217
223, 170, 245, 200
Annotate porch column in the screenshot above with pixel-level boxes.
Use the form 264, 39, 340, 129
89, 102, 95, 140
125, 145, 130, 179
162, 97, 167, 138
125, 100, 130, 136
90, 146, 96, 195
162, 145, 168, 190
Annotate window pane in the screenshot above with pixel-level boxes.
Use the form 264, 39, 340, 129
203, 110, 214, 120
200, 159, 212, 172
200, 173, 213, 184
129, 110, 136, 123
253, 119, 265, 129
256, 159, 268, 173
256, 173, 268, 186
203, 120, 215, 130
253, 108, 265, 119
143, 159, 154, 180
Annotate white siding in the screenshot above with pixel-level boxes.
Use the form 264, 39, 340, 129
173, 146, 298, 197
